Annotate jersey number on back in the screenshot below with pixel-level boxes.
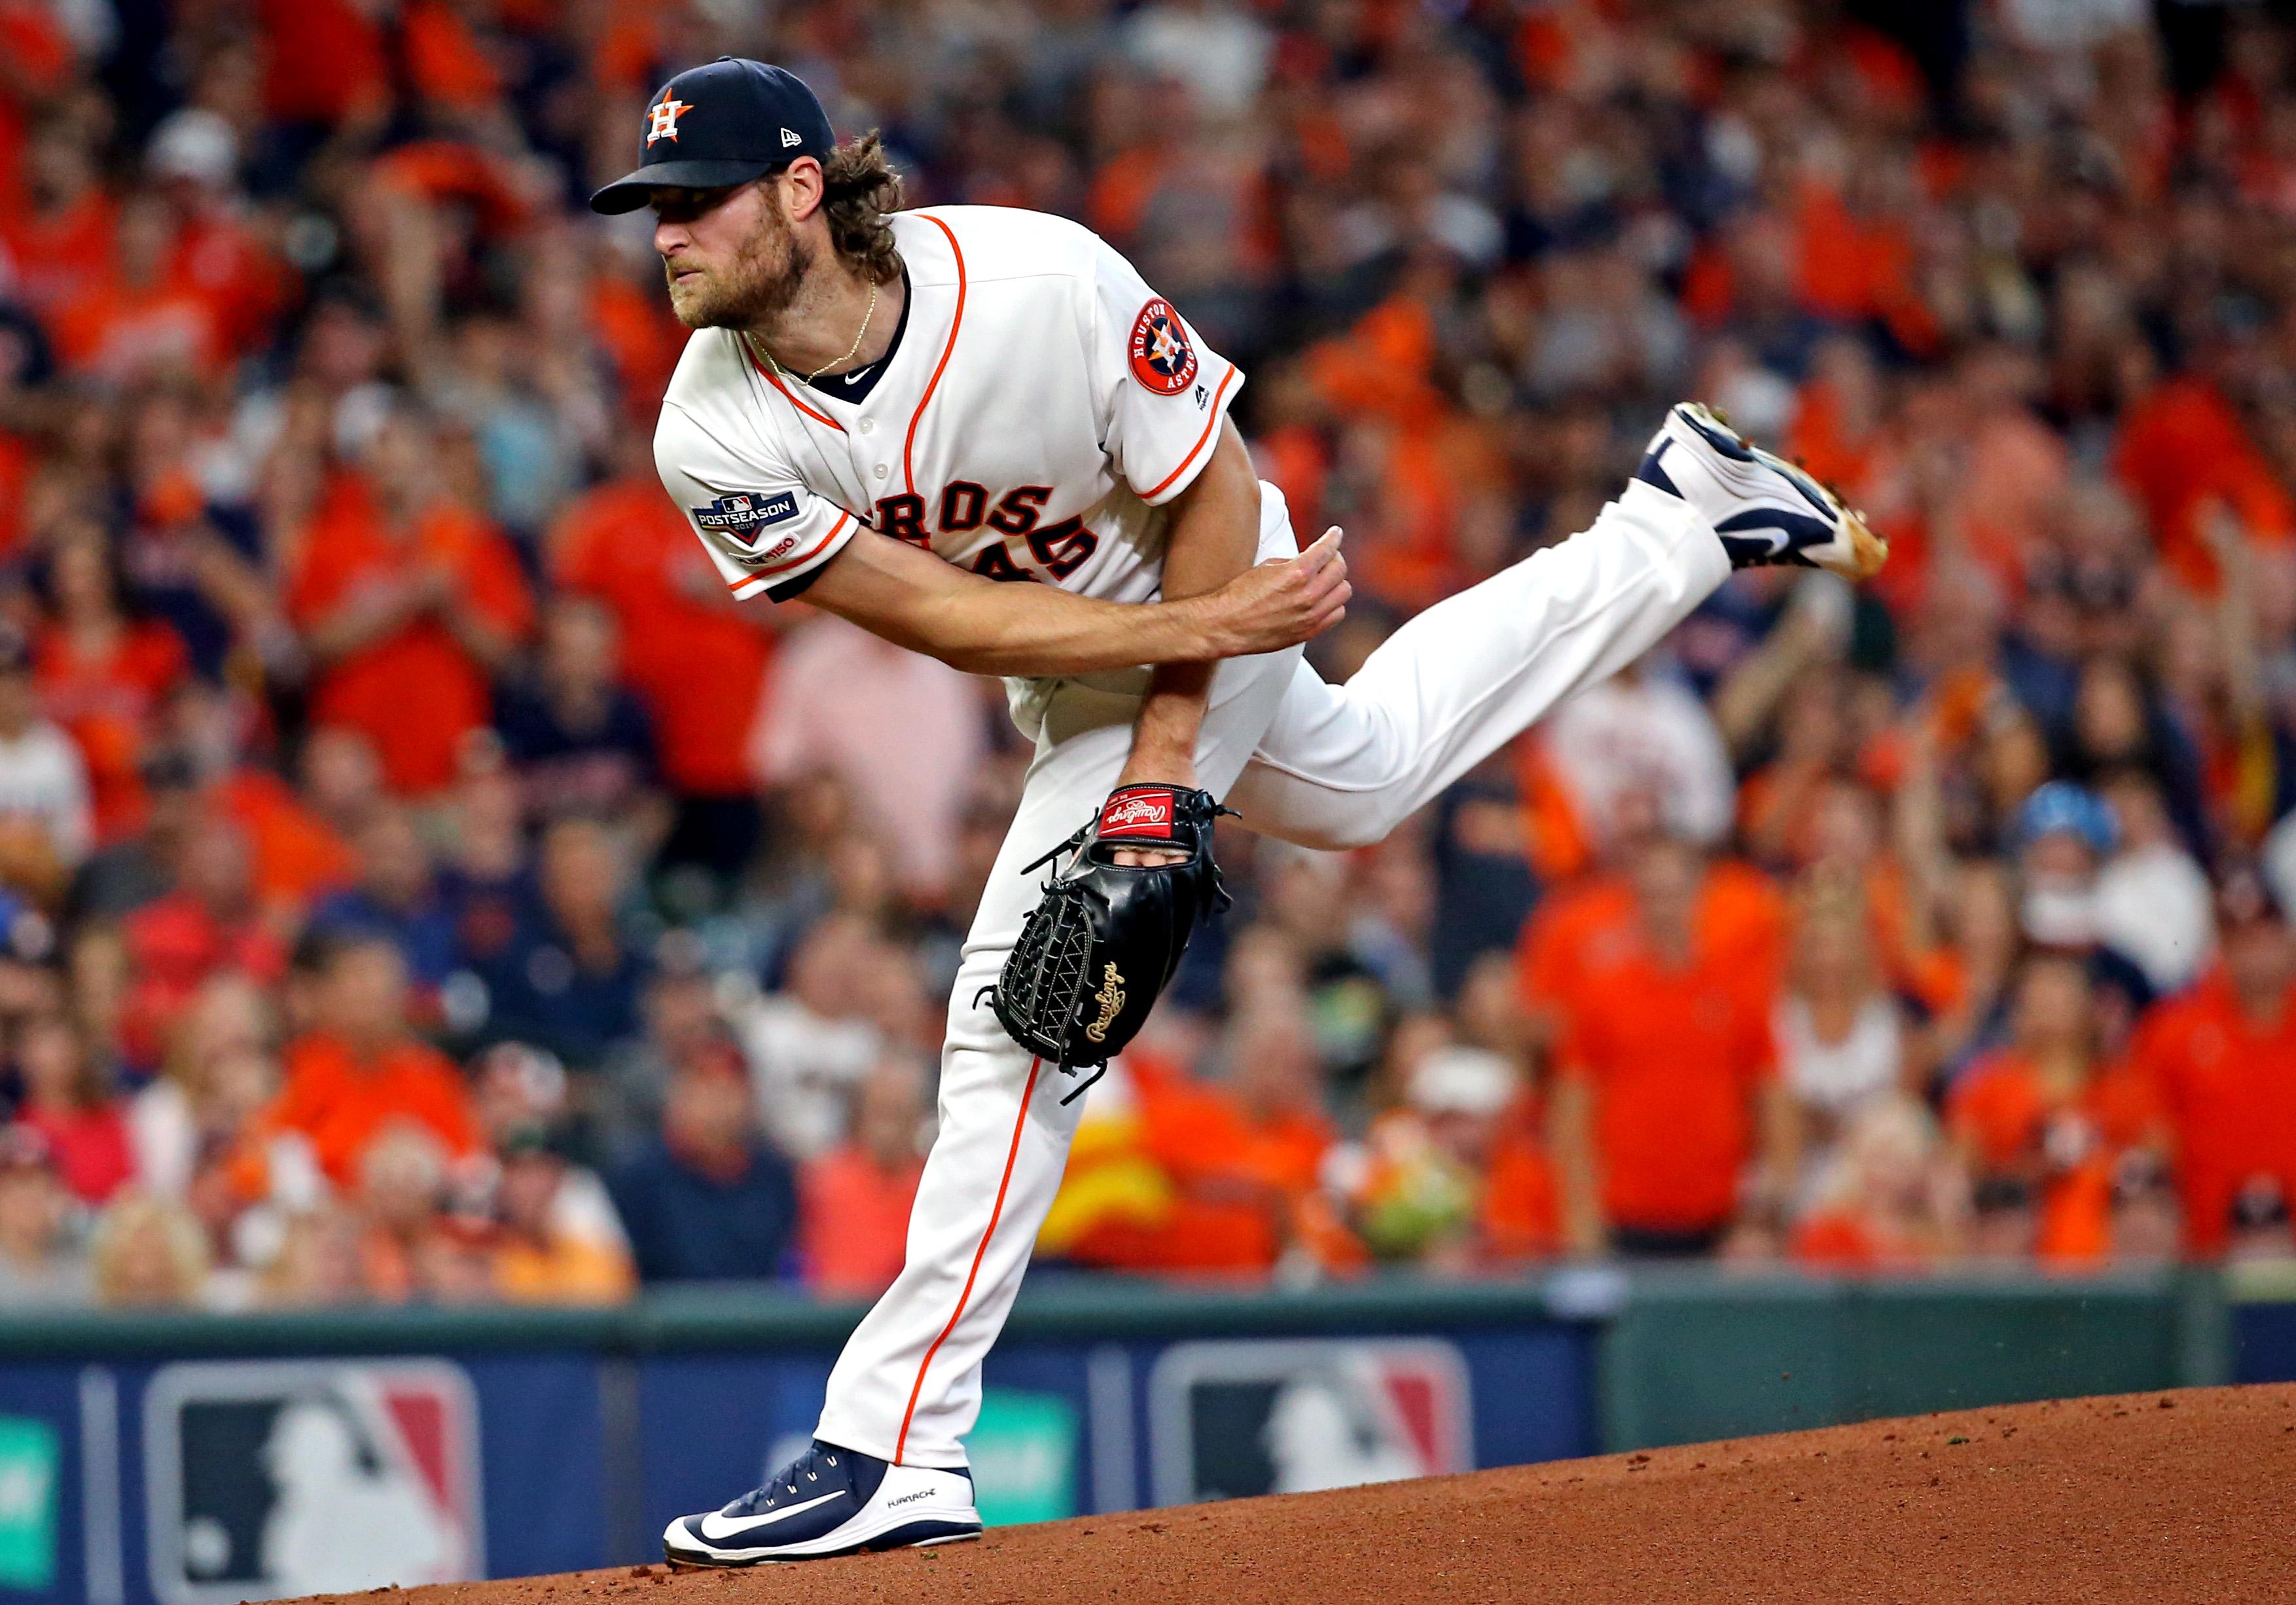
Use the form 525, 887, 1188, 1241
875, 482, 1100, 583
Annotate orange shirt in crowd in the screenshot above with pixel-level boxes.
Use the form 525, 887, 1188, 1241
1552, 886, 1782, 1240
2128, 973, 2296, 1255
48, 272, 224, 384
1043, 1055, 1335, 1275
0, 189, 115, 315
1517, 860, 1787, 1040
798, 1145, 924, 1299
550, 475, 772, 797
33, 619, 188, 843
211, 768, 357, 909
1126, 1057, 1333, 1273
1946, 1051, 2159, 1263
171, 212, 292, 357
263, 1031, 483, 1186
494, 1233, 636, 1305
255, 0, 389, 126
1479, 1121, 1562, 1261
2113, 375, 2295, 592
288, 479, 533, 795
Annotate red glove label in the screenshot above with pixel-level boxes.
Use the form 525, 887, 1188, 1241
1099, 786, 1177, 841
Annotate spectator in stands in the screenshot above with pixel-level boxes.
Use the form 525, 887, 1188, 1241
1773, 873, 1908, 1195
437, 751, 534, 981
0, 629, 92, 889
10, 1011, 134, 1205
1345, 1045, 1556, 1269
124, 971, 276, 1201
1547, 836, 1793, 1255
285, 401, 533, 796
2093, 770, 2215, 996
32, 527, 187, 846
548, 431, 772, 884
469, 1040, 630, 1280
1791, 1096, 1967, 1270
352, 1120, 458, 1304
2131, 865, 2296, 1255
120, 810, 287, 1069
798, 1056, 929, 1299
736, 913, 884, 1162
257, 1206, 368, 1308
1948, 956, 2155, 1265
88, 1189, 209, 1307
493, 596, 665, 834
469, 816, 649, 1068
492, 1130, 636, 1305
0, 1126, 89, 1303
308, 805, 459, 1012
260, 932, 482, 1189
609, 1050, 798, 1284
749, 617, 988, 903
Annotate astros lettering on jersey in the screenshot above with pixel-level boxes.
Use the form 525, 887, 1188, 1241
652, 206, 1240, 611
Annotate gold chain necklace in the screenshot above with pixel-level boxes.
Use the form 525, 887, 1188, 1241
749, 281, 878, 385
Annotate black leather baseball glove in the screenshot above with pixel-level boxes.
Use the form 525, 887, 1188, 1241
980, 784, 1232, 1102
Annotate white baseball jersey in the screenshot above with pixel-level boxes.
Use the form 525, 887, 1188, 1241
637, 194, 1744, 1488
652, 205, 1243, 613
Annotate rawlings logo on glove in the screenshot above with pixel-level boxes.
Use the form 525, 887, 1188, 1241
1099, 791, 1175, 837
978, 785, 1232, 1101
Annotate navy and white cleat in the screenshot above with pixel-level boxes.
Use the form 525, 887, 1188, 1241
1635, 402, 1888, 581
662, 1440, 982, 1566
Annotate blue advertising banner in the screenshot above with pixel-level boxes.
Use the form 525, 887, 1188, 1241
622, 1324, 1598, 1542
2231, 1300, 2296, 1384
0, 1352, 605, 1605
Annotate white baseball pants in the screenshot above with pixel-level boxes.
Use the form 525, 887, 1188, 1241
813, 478, 1730, 1469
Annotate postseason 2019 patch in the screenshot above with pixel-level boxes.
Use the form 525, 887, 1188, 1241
692, 490, 799, 537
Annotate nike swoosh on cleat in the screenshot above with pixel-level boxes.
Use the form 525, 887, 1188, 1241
1713, 508, 1836, 552
696, 1491, 844, 1542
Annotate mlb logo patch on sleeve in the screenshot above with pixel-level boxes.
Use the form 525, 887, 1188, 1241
692, 491, 799, 536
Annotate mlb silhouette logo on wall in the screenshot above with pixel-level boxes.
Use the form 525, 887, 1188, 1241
1145, 1338, 1470, 1507
142, 1359, 483, 1604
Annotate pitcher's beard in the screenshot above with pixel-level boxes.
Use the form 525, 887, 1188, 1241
666, 209, 814, 331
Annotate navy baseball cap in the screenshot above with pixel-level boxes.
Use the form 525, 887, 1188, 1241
589, 58, 835, 215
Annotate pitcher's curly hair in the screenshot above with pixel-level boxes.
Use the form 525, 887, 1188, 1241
821, 133, 905, 284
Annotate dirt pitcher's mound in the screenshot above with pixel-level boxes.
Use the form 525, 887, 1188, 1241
376, 1385, 2296, 1605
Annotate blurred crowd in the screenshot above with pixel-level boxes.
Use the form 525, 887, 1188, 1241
6, 0, 2296, 1311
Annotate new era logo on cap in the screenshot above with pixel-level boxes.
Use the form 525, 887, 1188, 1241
781, 128, 801, 147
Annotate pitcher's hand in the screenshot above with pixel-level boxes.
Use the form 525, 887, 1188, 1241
1208, 527, 1348, 657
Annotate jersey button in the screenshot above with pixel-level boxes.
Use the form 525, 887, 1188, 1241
873, 463, 888, 478
858, 418, 875, 435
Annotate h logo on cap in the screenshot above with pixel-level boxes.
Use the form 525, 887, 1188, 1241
647, 96, 691, 145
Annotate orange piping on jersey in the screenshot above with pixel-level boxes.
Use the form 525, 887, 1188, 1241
744, 340, 847, 433
894, 1054, 1041, 1466
723, 509, 853, 590
1141, 364, 1238, 501
905, 214, 967, 495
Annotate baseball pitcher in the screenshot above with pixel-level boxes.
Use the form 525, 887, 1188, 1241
591, 57, 1885, 1564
